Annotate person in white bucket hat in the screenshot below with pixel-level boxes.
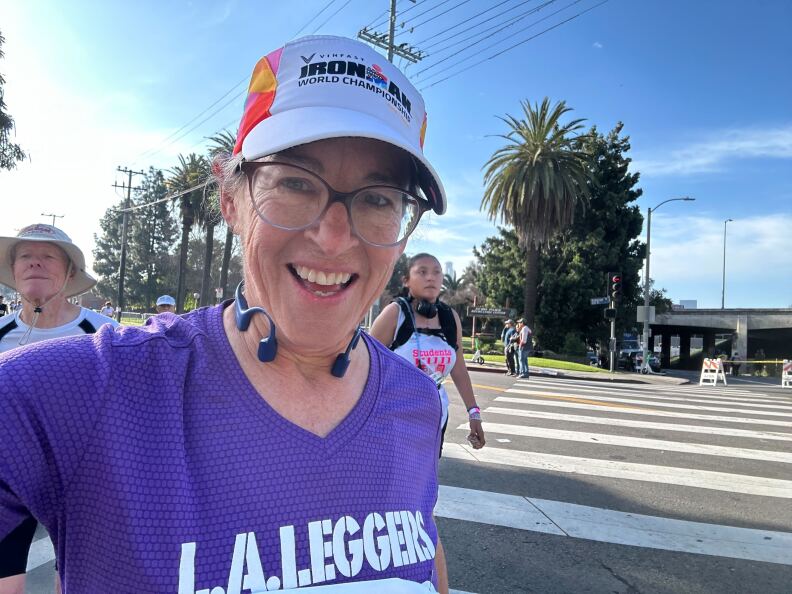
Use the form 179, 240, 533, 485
0, 223, 119, 354
0, 36, 451, 593
0, 223, 119, 593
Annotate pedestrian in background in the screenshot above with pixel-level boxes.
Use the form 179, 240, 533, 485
99, 300, 114, 318
500, 319, 517, 376
0, 296, 7, 318
0, 223, 118, 593
155, 294, 176, 314
516, 318, 532, 378
370, 252, 486, 456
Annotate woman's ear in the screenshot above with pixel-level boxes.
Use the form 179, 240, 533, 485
219, 188, 238, 234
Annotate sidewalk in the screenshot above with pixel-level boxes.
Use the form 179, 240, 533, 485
464, 358, 689, 385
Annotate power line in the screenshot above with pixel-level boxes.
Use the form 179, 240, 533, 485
312, 0, 355, 34
112, 178, 213, 214
407, 0, 476, 30
136, 87, 246, 165
369, 0, 428, 31
491, 0, 607, 58
400, 0, 455, 26
417, 0, 531, 49
294, 0, 339, 36
419, 0, 608, 91
415, 0, 576, 81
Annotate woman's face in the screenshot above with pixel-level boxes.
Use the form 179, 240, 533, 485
224, 137, 410, 353
12, 242, 72, 304
405, 256, 443, 302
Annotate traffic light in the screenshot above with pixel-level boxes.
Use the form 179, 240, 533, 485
609, 272, 623, 302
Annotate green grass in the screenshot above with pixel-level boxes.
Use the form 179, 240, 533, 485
465, 352, 608, 373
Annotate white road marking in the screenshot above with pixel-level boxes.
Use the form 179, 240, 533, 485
519, 378, 782, 399
437, 485, 792, 566
485, 406, 792, 442
511, 383, 792, 408
461, 422, 792, 464
26, 536, 54, 571
507, 388, 792, 417
494, 396, 792, 427
442, 443, 792, 498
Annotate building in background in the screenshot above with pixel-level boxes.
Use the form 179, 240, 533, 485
444, 261, 454, 277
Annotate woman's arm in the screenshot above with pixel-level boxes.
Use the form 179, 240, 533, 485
434, 532, 449, 594
368, 302, 400, 347
447, 311, 485, 448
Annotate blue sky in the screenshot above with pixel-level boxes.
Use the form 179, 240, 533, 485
1, 0, 790, 308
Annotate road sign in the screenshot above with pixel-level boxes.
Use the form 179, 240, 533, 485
467, 306, 510, 318
590, 296, 610, 305
637, 305, 656, 323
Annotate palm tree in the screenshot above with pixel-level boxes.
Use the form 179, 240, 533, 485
168, 153, 210, 312
482, 97, 591, 327
207, 130, 237, 302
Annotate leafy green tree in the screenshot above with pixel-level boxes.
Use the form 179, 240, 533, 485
536, 123, 644, 351
128, 168, 178, 309
0, 31, 25, 170
168, 153, 210, 312
472, 228, 526, 314
482, 98, 591, 327
93, 201, 126, 301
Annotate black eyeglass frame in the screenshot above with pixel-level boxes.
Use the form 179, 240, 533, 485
239, 160, 431, 248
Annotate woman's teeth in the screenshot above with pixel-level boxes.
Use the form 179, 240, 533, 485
293, 265, 353, 288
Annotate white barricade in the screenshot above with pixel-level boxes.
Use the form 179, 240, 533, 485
699, 358, 727, 386
783, 360, 792, 388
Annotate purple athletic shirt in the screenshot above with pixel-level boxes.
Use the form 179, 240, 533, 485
0, 303, 442, 592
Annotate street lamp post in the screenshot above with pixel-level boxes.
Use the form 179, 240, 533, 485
641, 197, 695, 373
721, 218, 733, 309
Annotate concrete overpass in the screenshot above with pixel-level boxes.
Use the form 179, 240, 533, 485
650, 308, 792, 369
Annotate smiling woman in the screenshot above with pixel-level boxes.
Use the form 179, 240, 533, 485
0, 35, 451, 594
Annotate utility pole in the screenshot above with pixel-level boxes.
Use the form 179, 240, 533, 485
111, 167, 145, 322
41, 213, 64, 227
358, 0, 424, 64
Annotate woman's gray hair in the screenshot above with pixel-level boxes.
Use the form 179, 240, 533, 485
212, 151, 246, 195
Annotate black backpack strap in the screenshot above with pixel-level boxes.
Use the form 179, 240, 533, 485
436, 302, 458, 351
389, 298, 415, 351
0, 319, 18, 342
78, 318, 98, 334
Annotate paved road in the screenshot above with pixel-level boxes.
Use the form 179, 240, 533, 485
439, 371, 792, 593
22, 372, 792, 593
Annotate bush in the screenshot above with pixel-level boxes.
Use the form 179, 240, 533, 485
561, 332, 588, 357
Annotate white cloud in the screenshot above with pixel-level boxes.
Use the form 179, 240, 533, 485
593, 41, 603, 49
644, 212, 792, 307
632, 125, 792, 177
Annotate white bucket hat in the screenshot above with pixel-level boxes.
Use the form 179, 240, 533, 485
0, 224, 97, 298
233, 35, 446, 214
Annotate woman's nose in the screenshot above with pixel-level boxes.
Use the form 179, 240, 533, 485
306, 201, 360, 256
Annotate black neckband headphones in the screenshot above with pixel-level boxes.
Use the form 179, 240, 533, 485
406, 293, 438, 319
234, 282, 362, 378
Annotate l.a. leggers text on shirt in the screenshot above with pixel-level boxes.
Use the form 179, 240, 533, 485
178, 509, 436, 593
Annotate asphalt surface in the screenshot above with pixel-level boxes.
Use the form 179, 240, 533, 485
439, 370, 792, 593
20, 370, 792, 593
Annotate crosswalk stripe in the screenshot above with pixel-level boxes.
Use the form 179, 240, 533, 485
442, 443, 792, 498
510, 382, 792, 408
436, 485, 792, 566
460, 422, 792, 464
518, 379, 785, 402
507, 388, 792, 417
25, 535, 54, 571
494, 396, 792, 427
485, 406, 792, 441
520, 377, 780, 398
